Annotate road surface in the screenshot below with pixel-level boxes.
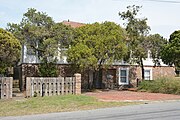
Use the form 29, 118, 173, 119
1, 101, 180, 120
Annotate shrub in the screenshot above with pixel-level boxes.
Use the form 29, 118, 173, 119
38, 59, 58, 77
0, 28, 21, 75
138, 77, 180, 95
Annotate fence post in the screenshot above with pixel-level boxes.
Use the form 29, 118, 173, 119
0, 77, 12, 99
26, 77, 31, 97
0, 77, 4, 99
9, 77, 13, 99
74, 73, 81, 95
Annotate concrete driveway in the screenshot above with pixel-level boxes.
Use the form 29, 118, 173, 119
84, 90, 180, 101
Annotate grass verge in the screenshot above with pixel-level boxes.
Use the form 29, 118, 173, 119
0, 95, 139, 116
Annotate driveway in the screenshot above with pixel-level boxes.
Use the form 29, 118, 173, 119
84, 90, 180, 101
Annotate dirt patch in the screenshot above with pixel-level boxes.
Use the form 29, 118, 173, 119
84, 90, 180, 101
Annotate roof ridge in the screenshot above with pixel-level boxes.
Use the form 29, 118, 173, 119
62, 20, 85, 28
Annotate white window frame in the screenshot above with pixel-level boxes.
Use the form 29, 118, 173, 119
118, 68, 129, 85
144, 67, 153, 80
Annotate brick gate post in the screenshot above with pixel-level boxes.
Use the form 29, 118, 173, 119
74, 73, 81, 95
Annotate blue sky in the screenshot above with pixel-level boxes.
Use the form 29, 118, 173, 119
0, 0, 180, 39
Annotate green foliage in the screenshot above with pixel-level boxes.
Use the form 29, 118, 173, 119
0, 28, 21, 75
119, 5, 166, 79
119, 5, 150, 80
7, 8, 55, 60
138, 78, 180, 95
67, 21, 127, 88
38, 59, 58, 77
7, 8, 73, 57
7, 8, 54, 44
146, 34, 167, 65
119, 5, 150, 39
67, 21, 127, 70
7, 8, 74, 76
161, 30, 180, 70
67, 43, 96, 70
119, 5, 150, 79
52, 23, 75, 48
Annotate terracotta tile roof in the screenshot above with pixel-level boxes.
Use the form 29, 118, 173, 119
62, 20, 85, 28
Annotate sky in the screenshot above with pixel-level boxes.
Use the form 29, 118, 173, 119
0, 0, 180, 39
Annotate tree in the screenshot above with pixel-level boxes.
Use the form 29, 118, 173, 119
161, 30, 180, 72
146, 34, 167, 65
119, 6, 167, 80
7, 8, 74, 76
67, 21, 127, 88
119, 5, 151, 80
0, 28, 21, 75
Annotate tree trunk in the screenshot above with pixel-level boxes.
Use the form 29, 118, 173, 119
92, 67, 103, 89
98, 67, 103, 88
92, 70, 97, 88
88, 69, 94, 90
140, 58, 145, 80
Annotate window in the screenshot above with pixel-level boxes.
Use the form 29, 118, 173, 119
147, 50, 152, 59
26, 41, 37, 55
144, 70, 151, 80
27, 47, 36, 55
121, 70, 127, 82
57, 48, 68, 63
144, 68, 152, 80
119, 68, 129, 85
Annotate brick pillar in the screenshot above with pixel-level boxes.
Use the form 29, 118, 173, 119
74, 73, 81, 95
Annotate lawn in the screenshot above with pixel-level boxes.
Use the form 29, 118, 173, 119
0, 95, 139, 116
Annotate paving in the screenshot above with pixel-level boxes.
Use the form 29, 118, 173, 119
84, 90, 180, 102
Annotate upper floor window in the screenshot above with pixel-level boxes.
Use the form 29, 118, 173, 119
147, 50, 152, 59
26, 41, 37, 55
27, 47, 36, 55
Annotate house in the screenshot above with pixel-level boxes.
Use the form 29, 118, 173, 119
16, 20, 85, 91
16, 20, 175, 91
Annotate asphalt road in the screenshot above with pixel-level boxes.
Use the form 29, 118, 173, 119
1, 101, 180, 120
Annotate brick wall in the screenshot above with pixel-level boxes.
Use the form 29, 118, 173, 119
19, 64, 76, 91
19, 63, 175, 90
152, 66, 175, 79
134, 66, 175, 80
19, 64, 39, 91
101, 65, 175, 88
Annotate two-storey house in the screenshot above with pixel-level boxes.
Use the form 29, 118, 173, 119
16, 20, 175, 91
